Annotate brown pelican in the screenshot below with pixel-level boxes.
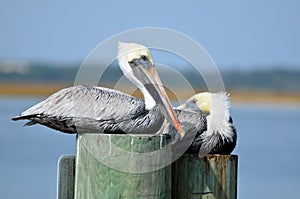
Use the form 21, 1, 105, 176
171, 92, 237, 155
12, 42, 185, 137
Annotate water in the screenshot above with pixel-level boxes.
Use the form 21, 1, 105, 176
0, 97, 76, 199
233, 103, 300, 198
1, 97, 300, 199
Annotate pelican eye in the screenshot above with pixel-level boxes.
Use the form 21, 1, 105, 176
141, 55, 148, 61
128, 58, 140, 68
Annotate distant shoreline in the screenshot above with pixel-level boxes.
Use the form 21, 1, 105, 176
1, 82, 300, 104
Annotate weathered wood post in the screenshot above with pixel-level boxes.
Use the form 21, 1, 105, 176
57, 155, 76, 199
74, 134, 172, 199
172, 154, 238, 199
57, 137, 238, 199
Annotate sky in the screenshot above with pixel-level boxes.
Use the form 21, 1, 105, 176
0, 0, 300, 71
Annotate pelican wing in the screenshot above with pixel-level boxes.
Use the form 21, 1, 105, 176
12, 85, 146, 133
161, 109, 207, 154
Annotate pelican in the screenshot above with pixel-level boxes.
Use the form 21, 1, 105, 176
171, 92, 237, 155
12, 42, 184, 137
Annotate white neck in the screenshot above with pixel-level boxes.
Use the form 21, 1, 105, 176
206, 92, 234, 141
140, 86, 156, 110
118, 56, 156, 110
211, 92, 230, 121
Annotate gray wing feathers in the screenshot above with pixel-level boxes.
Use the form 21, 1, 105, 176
161, 109, 207, 154
19, 85, 145, 121
198, 132, 220, 158
13, 85, 167, 134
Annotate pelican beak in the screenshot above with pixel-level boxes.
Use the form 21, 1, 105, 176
129, 57, 185, 137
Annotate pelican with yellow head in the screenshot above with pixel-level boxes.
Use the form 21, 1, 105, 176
176, 92, 237, 155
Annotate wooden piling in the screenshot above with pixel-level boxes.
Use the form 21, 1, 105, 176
172, 154, 238, 199
74, 134, 172, 199
57, 135, 238, 199
57, 155, 76, 199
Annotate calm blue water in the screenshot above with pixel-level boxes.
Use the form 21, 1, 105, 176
0, 97, 76, 199
1, 97, 300, 199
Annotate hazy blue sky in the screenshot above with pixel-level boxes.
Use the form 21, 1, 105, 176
1, 0, 299, 70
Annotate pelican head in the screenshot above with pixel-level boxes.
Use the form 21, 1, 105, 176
180, 92, 230, 119
117, 42, 184, 137
179, 92, 235, 141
